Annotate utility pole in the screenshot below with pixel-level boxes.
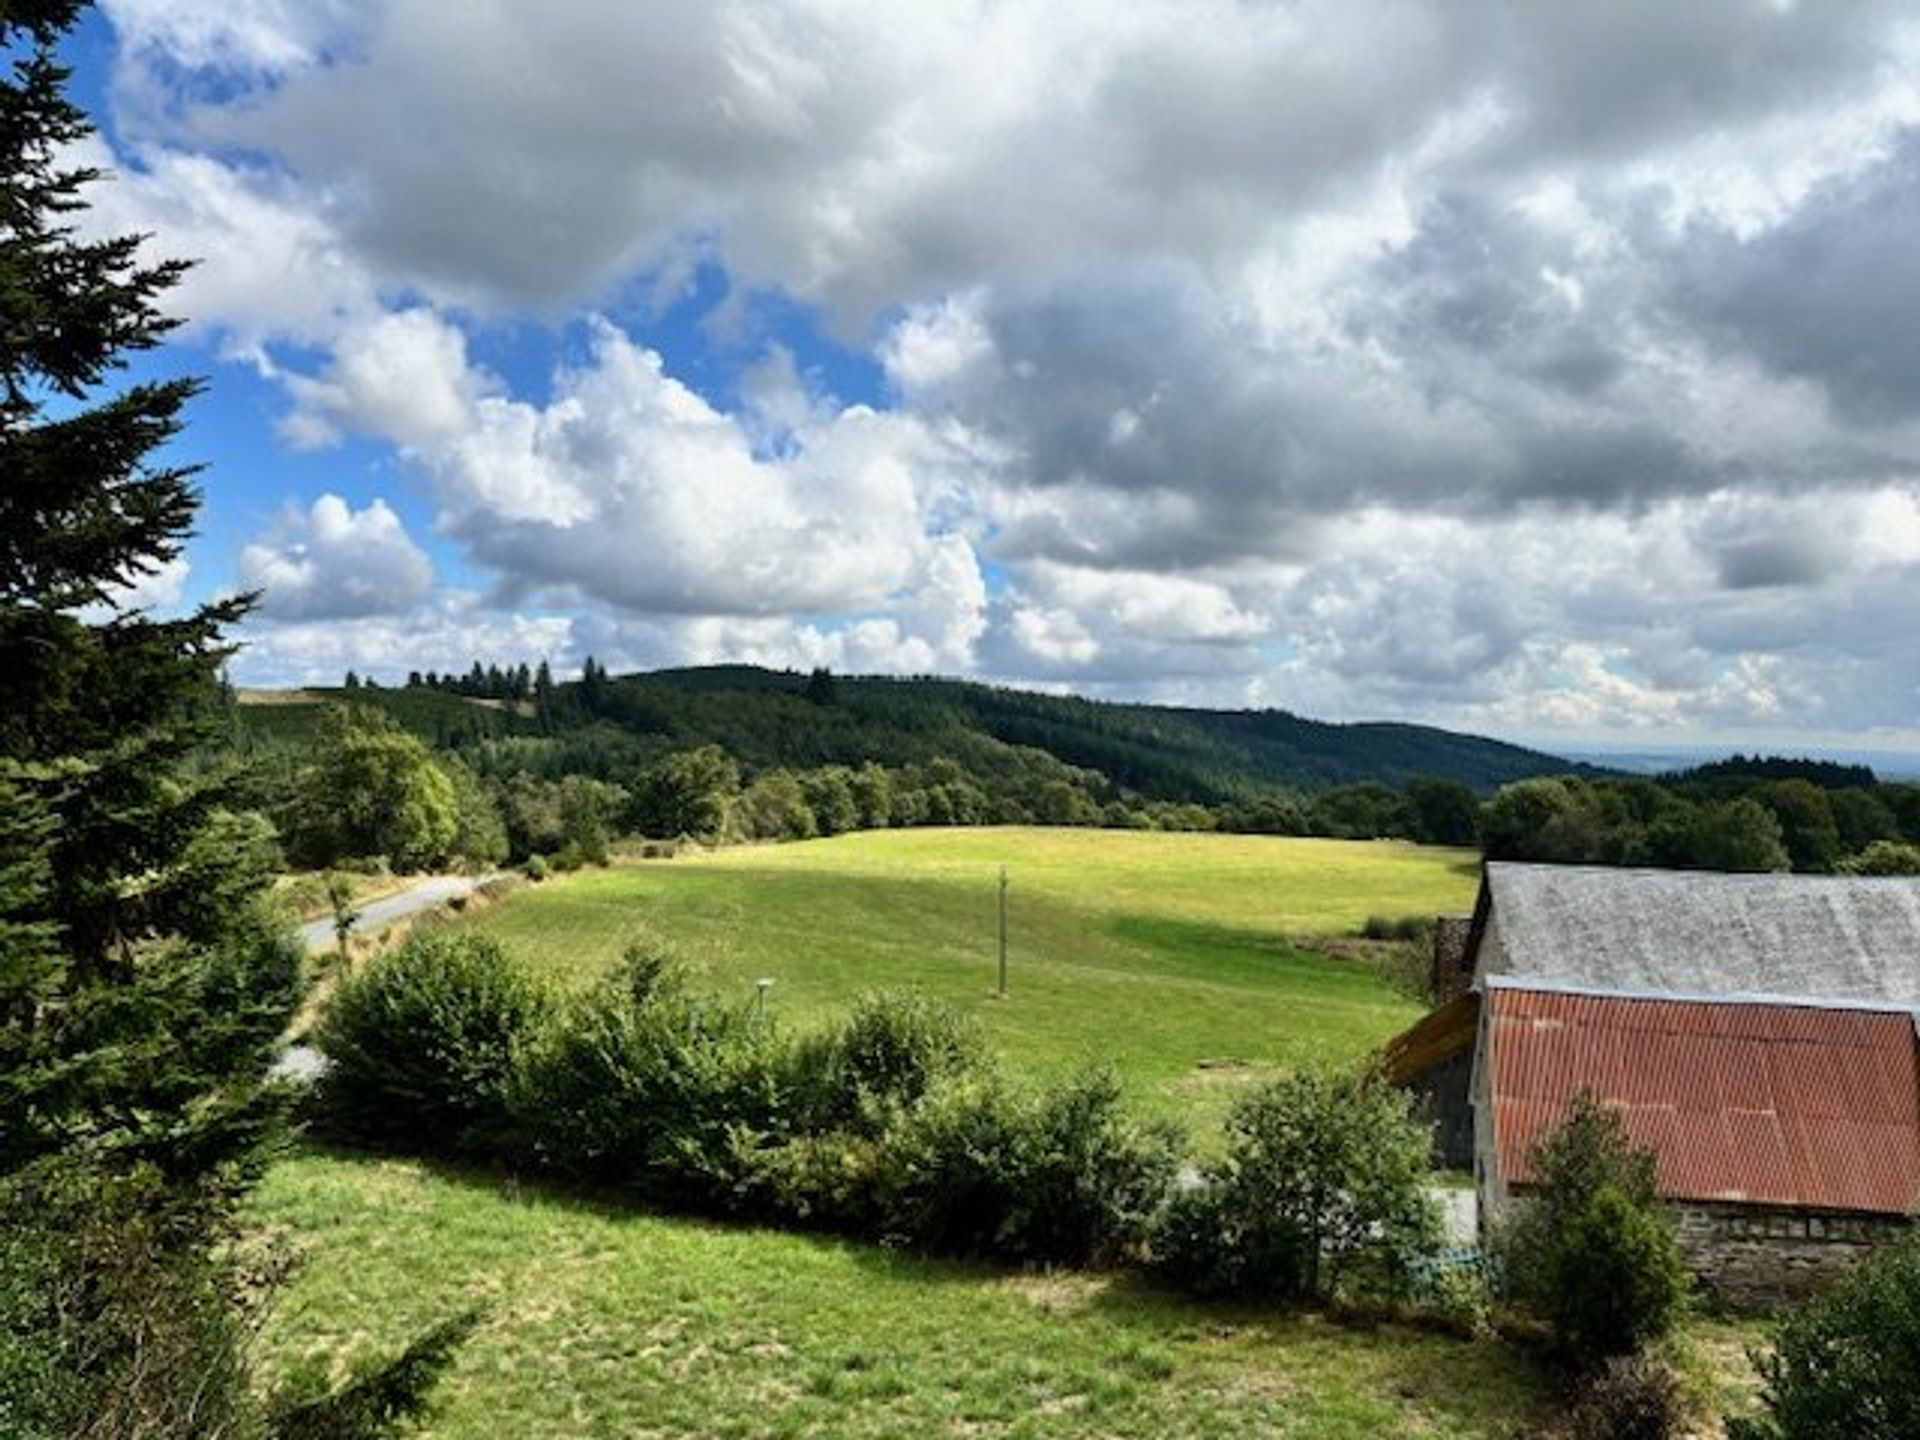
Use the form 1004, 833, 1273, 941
997, 864, 1009, 998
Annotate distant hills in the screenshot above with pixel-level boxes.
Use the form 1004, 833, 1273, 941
236, 664, 1580, 799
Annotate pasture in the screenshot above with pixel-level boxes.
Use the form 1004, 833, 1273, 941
255, 830, 1552, 1437
460, 827, 1482, 1128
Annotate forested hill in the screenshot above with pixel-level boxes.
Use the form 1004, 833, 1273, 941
238, 664, 1575, 799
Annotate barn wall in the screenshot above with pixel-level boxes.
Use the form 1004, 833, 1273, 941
1409, 1048, 1474, 1170
1671, 1202, 1909, 1310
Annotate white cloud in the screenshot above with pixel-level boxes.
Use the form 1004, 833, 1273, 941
239, 494, 434, 620
231, 590, 574, 687
82, 0, 1920, 746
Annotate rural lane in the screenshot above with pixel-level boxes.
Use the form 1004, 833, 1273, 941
275, 872, 498, 1081
294, 873, 494, 954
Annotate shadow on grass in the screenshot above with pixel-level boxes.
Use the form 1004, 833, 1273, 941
288, 1136, 1549, 1395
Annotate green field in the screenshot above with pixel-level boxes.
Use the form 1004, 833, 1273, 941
462, 827, 1481, 1128
252, 1152, 1545, 1439
257, 829, 1546, 1436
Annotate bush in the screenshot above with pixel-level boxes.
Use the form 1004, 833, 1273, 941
1730, 1229, 1920, 1440
1154, 1068, 1441, 1305
873, 1070, 1181, 1265
1496, 1091, 1689, 1364
315, 931, 547, 1156
522, 853, 549, 881
0, 1160, 253, 1440
509, 947, 788, 1206
1563, 1354, 1685, 1440
787, 990, 988, 1134
1360, 914, 1434, 943
1550, 1188, 1691, 1362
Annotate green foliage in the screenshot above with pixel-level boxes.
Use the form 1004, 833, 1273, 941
1407, 777, 1481, 846
736, 768, 819, 841
871, 1069, 1181, 1265
1154, 1069, 1441, 1304
316, 932, 547, 1156
630, 744, 739, 841
1497, 1092, 1688, 1364
268, 1309, 479, 1440
442, 757, 509, 867
787, 988, 988, 1133
1752, 780, 1842, 873
1730, 1230, 1920, 1440
1485, 775, 1797, 873
508, 948, 786, 1203
1563, 1355, 1685, 1440
291, 706, 460, 870
0, 1159, 255, 1440
1548, 1188, 1691, 1363
1838, 839, 1920, 875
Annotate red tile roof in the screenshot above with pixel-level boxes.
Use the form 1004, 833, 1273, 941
1488, 987, 1920, 1215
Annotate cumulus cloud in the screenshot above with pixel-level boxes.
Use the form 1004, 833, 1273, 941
84, 0, 1920, 745
239, 494, 434, 620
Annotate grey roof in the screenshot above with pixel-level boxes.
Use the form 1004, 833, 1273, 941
1478, 863, 1920, 1007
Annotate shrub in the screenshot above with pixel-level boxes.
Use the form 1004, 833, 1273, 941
0, 1160, 253, 1440
1496, 1091, 1689, 1364
1730, 1229, 1920, 1440
315, 931, 547, 1156
874, 1070, 1181, 1265
787, 990, 988, 1134
1550, 1188, 1691, 1362
1360, 914, 1434, 943
509, 947, 788, 1206
522, 853, 549, 881
1563, 1354, 1685, 1440
1155, 1068, 1441, 1305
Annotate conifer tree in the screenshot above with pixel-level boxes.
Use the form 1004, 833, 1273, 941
0, 4, 304, 1430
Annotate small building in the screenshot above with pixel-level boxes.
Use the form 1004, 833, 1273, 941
1476, 985, 1920, 1307
1383, 863, 1920, 1307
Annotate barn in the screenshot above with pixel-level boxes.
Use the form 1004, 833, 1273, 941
1383, 863, 1920, 1307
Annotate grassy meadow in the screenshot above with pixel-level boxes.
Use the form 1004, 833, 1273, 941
257, 829, 1549, 1436
252, 1152, 1545, 1439
462, 827, 1481, 1129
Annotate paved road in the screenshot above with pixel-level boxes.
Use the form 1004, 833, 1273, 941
276, 873, 498, 1081
296, 873, 495, 954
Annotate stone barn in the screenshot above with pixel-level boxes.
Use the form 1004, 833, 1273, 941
1382, 862, 1920, 1306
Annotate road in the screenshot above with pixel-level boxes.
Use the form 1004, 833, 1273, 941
276, 873, 498, 1081
296, 873, 495, 954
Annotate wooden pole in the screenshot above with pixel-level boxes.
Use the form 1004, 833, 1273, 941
997, 865, 1009, 997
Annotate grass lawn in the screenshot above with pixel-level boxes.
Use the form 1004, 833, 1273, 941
251, 1150, 1548, 1439
461, 828, 1481, 1133
256, 829, 1550, 1435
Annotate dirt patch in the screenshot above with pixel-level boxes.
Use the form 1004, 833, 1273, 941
997, 1271, 1116, 1315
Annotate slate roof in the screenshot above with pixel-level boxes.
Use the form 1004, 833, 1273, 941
1487, 987, 1920, 1215
1477, 863, 1920, 1006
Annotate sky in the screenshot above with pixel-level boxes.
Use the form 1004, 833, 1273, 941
55, 0, 1920, 755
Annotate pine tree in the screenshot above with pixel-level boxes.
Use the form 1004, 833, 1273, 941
0, 5, 305, 1428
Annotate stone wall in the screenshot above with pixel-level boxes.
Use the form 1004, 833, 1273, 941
1430, 916, 1474, 1002
1670, 1201, 1909, 1310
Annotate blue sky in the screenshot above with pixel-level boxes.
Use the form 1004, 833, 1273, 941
59, 1, 1920, 755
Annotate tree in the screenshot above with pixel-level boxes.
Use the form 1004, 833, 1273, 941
1838, 839, 1920, 876
0, 6, 314, 1427
1496, 1092, 1689, 1364
1406, 777, 1480, 847
630, 745, 739, 841
1155, 1069, 1441, 1303
1755, 779, 1841, 873
293, 706, 459, 870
